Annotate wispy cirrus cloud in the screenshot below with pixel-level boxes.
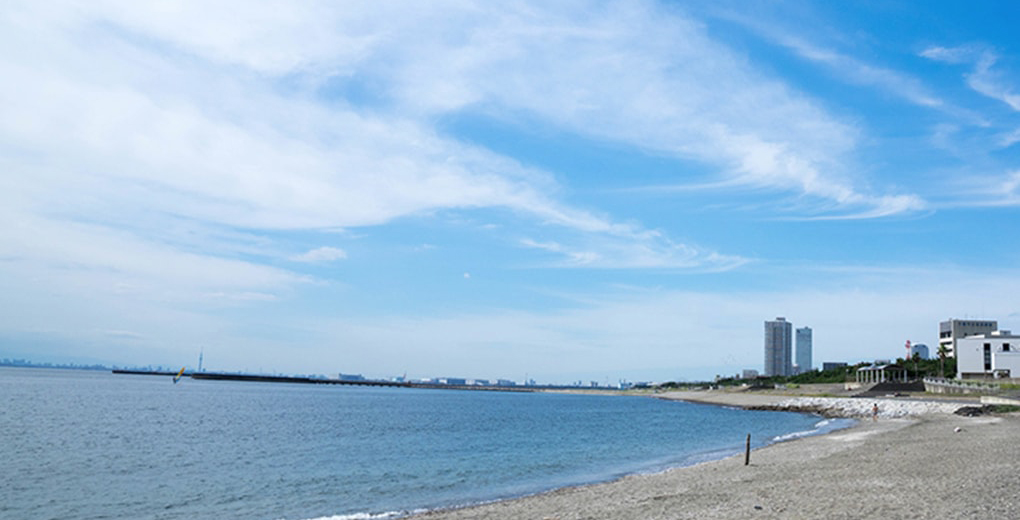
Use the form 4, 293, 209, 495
921, 45, 1020, 112
291, 247, 348, 264
0, 1, 946, 372
960, 169, 1020, 206
5, 0, 880, 289
519, 236, 747, 270
719, 10, 945, 110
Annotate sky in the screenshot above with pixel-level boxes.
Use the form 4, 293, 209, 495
2, 1, 1020, 383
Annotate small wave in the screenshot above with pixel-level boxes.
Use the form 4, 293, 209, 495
771, 417, 854, 443
294, 510, 422, 520
772, 429, 815, 442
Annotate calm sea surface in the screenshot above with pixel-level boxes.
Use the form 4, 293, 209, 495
1, 368, 850, 519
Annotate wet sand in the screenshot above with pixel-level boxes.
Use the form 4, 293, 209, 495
415, 391, 1019, 519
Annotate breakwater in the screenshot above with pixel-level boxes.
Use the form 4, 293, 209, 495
748, 396, 962, 418
114, 369, 546, 392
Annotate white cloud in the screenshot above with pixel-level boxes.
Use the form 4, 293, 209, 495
385, 1, 903, 217
0, 1, 955, 373
103, 329, 144, 340
0, 208, 306, 300
1003, 170, 1020, 196
520, 236, 747, 270
977, 170, 1020, 205
52, 0, 912, 219
1000, 127, 1020, 148
2, 0, 788, 283
920, 45, 976, 65
734, 14, 944, 110
291, 246, 348, 263
931, 168, 1020, 208
922, 45, 1020, 111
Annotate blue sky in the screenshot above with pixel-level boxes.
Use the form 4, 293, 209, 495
2, 1, 1019, 383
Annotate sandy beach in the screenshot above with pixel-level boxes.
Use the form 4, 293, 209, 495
415, 390, 1019, 519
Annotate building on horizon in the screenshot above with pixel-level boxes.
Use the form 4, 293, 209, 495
764, 317, 793, 377
910, 343, 930, 360
822, 362, 847, 372
955, 330, 1020, 379
939, 318, 997, 358
796, 326, 812, 373
742, 369, 759, 379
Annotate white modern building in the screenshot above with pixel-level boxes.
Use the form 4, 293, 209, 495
764, 317, 793, 377
939, 318, 997, 358
796, 327, 812, 373
956, 331, 1020, 379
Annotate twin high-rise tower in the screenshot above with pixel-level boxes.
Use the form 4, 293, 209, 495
796, 326, 812, 374
764, 317, 812, 377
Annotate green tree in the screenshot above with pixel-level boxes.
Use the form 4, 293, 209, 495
937, 344, 949, 379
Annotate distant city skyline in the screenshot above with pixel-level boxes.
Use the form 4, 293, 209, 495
2, 2, 1020, 382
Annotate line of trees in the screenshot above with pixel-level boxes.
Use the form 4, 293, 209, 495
661, 353, 958, 389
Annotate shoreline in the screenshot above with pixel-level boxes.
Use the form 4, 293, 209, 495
412, 391, 1019, 519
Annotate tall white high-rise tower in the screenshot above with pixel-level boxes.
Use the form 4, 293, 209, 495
796, 327, 812, 373
764, 317, 793, 377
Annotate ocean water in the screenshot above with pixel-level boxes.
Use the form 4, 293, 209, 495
1, 368, 851, 519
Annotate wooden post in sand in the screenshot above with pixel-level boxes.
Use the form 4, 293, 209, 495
744, 433, 751, 465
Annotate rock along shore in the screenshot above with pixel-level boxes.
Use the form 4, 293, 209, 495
747, 396, 962, 418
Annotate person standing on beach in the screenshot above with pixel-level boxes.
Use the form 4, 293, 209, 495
872, 403, 878, 421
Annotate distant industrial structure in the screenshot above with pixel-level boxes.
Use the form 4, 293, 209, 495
764, 317, 793, 377
795, 327, 812, 374
939, 318, 997, 358
822, 362, 847, 372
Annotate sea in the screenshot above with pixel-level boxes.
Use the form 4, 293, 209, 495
0, 367, 852, 520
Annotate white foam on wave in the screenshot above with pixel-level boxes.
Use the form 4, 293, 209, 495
770, 416, 854, 443
294, 509, 425, 520
771, 429, 815, 442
